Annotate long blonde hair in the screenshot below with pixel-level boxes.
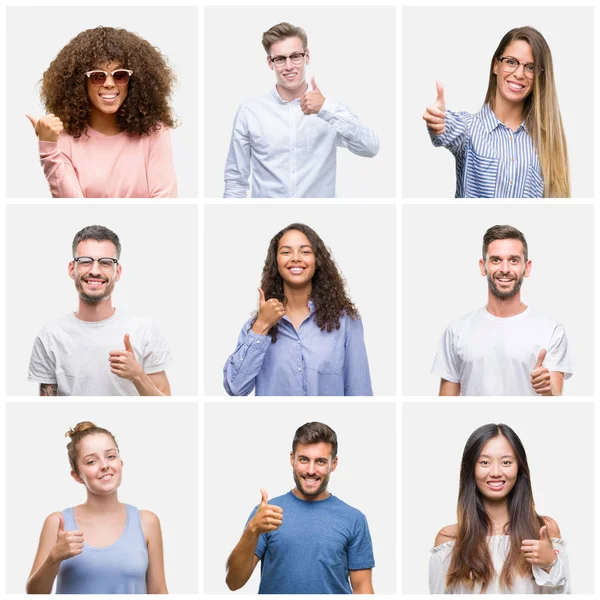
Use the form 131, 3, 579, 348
484, 27, 570, 198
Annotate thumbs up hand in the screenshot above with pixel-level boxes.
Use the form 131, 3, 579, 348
300, 77, 325, 115
26, 113, 64, 142
520, 525, 556, 570
49, 513, 84, 563
248, 489, 284, 534
530, 348, 554, 396
251, 288, 285, 335
423, 81, 446, 135
109, 333, 144, 381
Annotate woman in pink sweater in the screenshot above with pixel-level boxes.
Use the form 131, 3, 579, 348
27, 26, 178, 198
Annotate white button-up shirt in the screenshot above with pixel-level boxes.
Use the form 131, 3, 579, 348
224, 82, 380, 198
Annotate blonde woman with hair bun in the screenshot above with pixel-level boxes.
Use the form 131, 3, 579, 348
26, 422, 167, 594
423, 26, 569, 198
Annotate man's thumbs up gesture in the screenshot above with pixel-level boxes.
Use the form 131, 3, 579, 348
248, 488, 283, 534
109, 333, 143, 381
423, 81, 446, 135
300, 77, 325, 115
520, 525, 556, 570
530, 348, 555, 396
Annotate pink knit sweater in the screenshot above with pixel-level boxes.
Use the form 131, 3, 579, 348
38, 124, 177, 198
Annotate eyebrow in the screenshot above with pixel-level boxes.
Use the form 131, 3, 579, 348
297, 454, 328, 460
488, 255, 522, 260
479, 454, 515, 459
82, 448, 118, 459
279, 245, 312, 250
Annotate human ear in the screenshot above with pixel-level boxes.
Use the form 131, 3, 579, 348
70, 470, 84, 485
479, 258, 487, 277
68, 261, 75, 280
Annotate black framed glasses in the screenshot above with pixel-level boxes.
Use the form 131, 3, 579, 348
268, 52, 306, 68
73, 257, 119, 270
498, 57, 542, 79
85, 69, 133, 85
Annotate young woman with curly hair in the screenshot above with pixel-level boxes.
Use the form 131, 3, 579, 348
223, 223, 372, 396
26, 422, 168, 594
423, 27, 569, 198
26, 26, 177, 198
429, 423, 570, 594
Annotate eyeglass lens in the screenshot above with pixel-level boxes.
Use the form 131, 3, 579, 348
89, 70, 131, 85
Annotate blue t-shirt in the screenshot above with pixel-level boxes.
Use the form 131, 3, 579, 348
246, 491, 374, 594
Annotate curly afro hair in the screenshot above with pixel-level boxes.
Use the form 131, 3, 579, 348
41, 26, 177, 138
257, 223, 359, 343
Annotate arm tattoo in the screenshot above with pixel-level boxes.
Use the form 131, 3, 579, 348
40, 383, 58, 396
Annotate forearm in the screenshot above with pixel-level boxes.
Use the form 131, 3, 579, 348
226, 528, 260, 591
317, 99, 379, 157
26, 555, 60, 594
429, 110, 469, 154
39, 383, 58, 396
38, 142, 84, 198
131, 372, 165, 396
148, 129, 177, 198
223, 329, 270, 396
352, 583, 374, 594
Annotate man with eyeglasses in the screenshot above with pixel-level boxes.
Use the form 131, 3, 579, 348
223, 22, 379, 198
28, 225, 172, 396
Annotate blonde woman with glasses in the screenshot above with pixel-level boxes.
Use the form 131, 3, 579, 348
423, 27, 569, 199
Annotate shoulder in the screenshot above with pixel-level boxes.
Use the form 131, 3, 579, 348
434, 524, 458, 547
329, 496, 367, 520
445, 308, 483, 334
525, 308, 564, 327
140, 509, 161, 527
36, 314, 72, 337
43, 511, 63, 527
541, 516, 561, 538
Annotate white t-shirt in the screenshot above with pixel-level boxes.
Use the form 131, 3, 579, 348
28, 310, 172, 396
432, 307, 572, 396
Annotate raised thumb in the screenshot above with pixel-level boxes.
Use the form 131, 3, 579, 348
260, 487, 268, 506
436, 81, 445, 108
124, 333, 133, 352
58, 513, 65, 534
535, 348, 547, 368
539, 525, 550, 543
25, 114, 37, 130
311, 76, 319, 92
257, 287, 266, 303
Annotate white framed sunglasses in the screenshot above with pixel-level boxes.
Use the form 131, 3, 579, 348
84, 69, 133, 86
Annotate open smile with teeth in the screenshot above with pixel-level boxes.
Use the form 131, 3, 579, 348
507, 81, 526, 92
99, 473, 113, 481
100, 93, 119, 102
302, 476, 320, 487
284, 73, 297, 80
495, 276, 514, 284
288, 266, 306, 275
487, 480, 506, 490
84, 279, 107, 287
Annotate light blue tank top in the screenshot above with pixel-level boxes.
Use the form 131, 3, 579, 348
56, 504, 148, 594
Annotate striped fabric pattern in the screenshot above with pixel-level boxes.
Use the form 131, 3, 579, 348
430, 104, 544, 198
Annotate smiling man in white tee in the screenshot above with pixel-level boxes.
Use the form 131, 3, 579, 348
432, 224, 572, 396
223, 22, 379, 198
28, 225, 172, 396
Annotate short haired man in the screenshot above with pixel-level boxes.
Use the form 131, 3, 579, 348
432, 225, 572, 396
226, 422, 375, 594
28, 225, 172, 396
224, 22, 380, 198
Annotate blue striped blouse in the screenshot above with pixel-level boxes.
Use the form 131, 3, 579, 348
429, 104, 543, 198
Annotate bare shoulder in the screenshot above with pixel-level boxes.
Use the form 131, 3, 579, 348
435, 524, 458, 547
141, 509, 161, 528
542, 516, 561, 538
43, 511, 62, 529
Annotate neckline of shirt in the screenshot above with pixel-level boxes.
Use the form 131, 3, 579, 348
482, 305, 531, 322
270, 79, 311, 105
68, 504, 131, 552
480, 103, 527, 134
69, 308, 120, 327
287, 489, 335, 504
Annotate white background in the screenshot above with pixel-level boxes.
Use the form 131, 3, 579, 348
204, 401, 396, 594
402, 6, 594, 198
402, 401, 594, 594
204, 6, 396, 199
5, 401, 198, 594
7, 6, 199, 198
402, 203, 594, 396
204, 203, 396, 396
6, 204, 198, 396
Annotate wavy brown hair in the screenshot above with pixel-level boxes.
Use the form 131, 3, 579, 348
40, 26, 176, 138
484, 27, 569, 198
257, 223, 358, 343
446, 424, 545, 592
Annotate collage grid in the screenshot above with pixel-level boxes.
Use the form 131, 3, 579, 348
0, 0, 598, 598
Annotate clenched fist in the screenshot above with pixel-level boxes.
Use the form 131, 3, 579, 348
422, 81, 446, 135
252, 288, 285, 335
248, 489, 283, 534
26, 113, 64, 143
49, 514, 84, 564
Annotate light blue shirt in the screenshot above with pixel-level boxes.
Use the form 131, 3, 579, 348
430, 104, 543, 198
224, 82, 379, 198
223, 306, 373, 396
246, 491, 375, 594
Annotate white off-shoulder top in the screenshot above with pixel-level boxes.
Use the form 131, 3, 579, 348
429, 536, 570, 594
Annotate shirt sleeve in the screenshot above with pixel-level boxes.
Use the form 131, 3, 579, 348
223, 321, 270, 396
224, 105, 251, 198
38, 138, 85, 198
27, 335, 57, 383
141, 321, 173, 374
544, 324, 573, 380
147, 126, 178, 198
428, 110, 471, 158
348, 513, 375, 570
343, 317, 373, 396
531, 538, 571, 593
244, 506, 267, 560
428, 543, 452, 594
317, 98, 379, 158
431, 325, 461, 384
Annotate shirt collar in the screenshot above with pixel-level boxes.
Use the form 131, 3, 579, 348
270, 79, 310, 105
480, 103, 526, 134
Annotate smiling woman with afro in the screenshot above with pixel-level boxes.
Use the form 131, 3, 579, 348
27, 26, 178, 198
